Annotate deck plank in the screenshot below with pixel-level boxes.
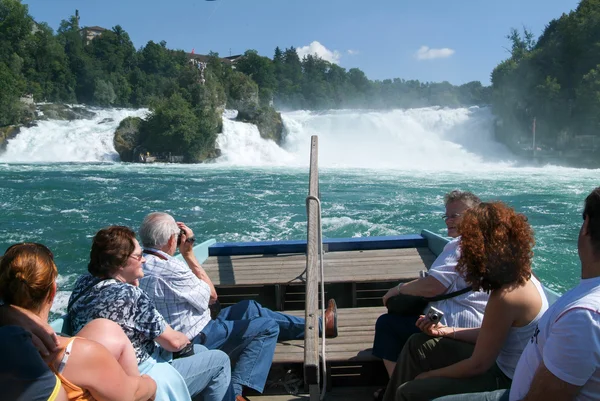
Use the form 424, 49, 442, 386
203, 248, 434, 286
272, 307, 385, 364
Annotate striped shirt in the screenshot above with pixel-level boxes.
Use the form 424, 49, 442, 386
428, 237, 489, 328
140, 249, 212, 340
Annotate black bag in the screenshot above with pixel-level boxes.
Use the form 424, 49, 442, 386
385, 286, 472, 316
209, 300, 221, 320
173, 342, 195, 359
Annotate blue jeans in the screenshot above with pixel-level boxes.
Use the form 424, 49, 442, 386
199, 300, 307, 395
433, 390, 509, 401
171, 344, 232, 401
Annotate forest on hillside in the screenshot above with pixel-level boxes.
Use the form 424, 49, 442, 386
5, 0, 600, 163
491, 0, 600, 155
0, 0, 489, 140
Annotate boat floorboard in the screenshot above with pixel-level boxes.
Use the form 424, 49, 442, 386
273, 307, 385, 364
203, 248, 435, 286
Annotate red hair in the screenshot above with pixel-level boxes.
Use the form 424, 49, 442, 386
0, 243, 57, 312
456, 202, 534, 291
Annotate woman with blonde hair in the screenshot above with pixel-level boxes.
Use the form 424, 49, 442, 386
383, 202, 549, 401
0, 242, 157, 401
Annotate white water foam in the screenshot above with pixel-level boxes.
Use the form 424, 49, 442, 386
216, 117, 295, 165
0, 108, 148, 163
281, 107, 516, 170
0, 105, 543, 171
215, 106, 518, 170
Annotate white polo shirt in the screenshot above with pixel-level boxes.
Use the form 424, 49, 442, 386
428, 237, 489, 328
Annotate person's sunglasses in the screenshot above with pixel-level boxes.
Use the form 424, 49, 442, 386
442, 213, 462, 221
129, 252, 144, 261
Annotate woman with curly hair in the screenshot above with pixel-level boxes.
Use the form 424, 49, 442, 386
382, 202, 549, 401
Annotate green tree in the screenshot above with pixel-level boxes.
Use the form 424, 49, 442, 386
24, 22, 75, 102
0, 62, 23, 126
0, 0, 32, 62
141, 93, 200, 157
94, 79, 117, 106
235, 50, 277, 105
491, 0, 600, 151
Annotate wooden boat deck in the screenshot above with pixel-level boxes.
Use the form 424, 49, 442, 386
273, 307, 385, 364
204, 246, 436, 385
203, 247, 436, 286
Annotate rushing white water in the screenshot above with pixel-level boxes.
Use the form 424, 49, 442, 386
216, 106, 518, 170
0, 108, 148, 163
216, 113, 295, 165
282, 107, 516, 169
2, 105, 514, 169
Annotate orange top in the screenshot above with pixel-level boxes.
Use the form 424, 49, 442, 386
48, 337, 95, 401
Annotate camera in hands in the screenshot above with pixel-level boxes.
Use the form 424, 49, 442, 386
425, 306, 444, 324
177, 228, 196, 246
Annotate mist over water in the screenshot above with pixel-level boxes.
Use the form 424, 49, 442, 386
216, 106, 517, 170
279, 107, 516, 170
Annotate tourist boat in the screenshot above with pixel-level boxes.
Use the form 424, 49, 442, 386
51, 136, 561, 400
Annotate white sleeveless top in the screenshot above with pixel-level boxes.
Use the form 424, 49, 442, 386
496, 275, 549, 379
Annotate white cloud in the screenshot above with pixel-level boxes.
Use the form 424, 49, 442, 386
347, 49, 359, 56
296, 41, 341, 64
415, 46, 455, 60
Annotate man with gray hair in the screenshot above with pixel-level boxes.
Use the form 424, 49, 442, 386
138, 212, 338, 400
372, 190, 490, 382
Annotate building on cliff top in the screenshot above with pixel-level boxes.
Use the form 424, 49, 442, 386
80, 26, 107, 44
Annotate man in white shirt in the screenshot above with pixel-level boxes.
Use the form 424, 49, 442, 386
138, 212, 337, 400
509, 186, 600, 401
373, 190, 489, 378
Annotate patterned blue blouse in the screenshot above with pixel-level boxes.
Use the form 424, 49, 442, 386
68, 273, 167, 364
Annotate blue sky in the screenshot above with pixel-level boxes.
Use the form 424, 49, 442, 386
23, 0, 580, 85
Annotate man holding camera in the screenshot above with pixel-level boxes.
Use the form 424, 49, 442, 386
373, 190, 490, 379
138, 212, 338, 401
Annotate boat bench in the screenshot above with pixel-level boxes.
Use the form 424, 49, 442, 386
203, 247, 435, 311
202, 247, 436, 286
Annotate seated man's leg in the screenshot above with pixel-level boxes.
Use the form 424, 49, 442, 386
0, 325, 65, 401
382, 333, 475, 401
432, 389, 510, 401
201, 316, 280, 396
221, 299, 336, 340
372, 313, 420, 376
220, 300, 305, 339
170, 344, 232, 401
